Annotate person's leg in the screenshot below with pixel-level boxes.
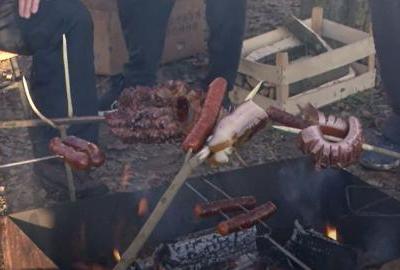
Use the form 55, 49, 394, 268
99, 0, 175, 110
204, 0, 246, 93
361, 0, 400, 170
0, 0, 29, 54
16, 0, 106, 197
18, 0, 98, 154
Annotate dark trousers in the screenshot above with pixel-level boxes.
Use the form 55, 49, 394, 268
117, 0, 247, 91
370, 0, 400, 144
0, 0, 99, 156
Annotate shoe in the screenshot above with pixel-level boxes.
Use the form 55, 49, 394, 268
33, 160, 109, 200
99, 74, 125, 111
360, 130, 400, 171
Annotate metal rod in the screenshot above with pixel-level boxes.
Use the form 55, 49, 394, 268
273, 125, 400, 160
0, 155, 60, 169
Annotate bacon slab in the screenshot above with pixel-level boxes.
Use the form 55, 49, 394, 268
207, 100, 268, 165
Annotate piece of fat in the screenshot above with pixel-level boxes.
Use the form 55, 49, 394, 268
208, 100, 268, 153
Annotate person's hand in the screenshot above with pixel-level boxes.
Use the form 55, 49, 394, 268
18, 0, 40, 19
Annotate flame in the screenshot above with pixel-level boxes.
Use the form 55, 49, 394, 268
113, 249, 121, 262
138, 197, 149, 217
326, 225, 338, 241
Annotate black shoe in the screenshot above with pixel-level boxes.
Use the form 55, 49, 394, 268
33, 160, 109, 200
99, 74, 125, 111
360, 131, 400, 171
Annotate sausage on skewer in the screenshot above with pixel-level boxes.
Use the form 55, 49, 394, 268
62, 136, 105, 167
49, 137, 90, 171
182, 78, 227, 152
194, 196, 257, 218
217, 202, 277, 236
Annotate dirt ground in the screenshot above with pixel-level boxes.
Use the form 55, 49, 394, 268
0, 0, 399, 213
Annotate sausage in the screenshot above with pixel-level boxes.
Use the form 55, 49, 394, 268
182, 78, 227, 152
217, 202, 277, 236
300, 103, 349, 138
298, 116, 363, 169
62, 136, 105, 167
267, 106, 308, 129
207, 100, 268, 165
49, 137, 90, 171
194, 196, 257, 218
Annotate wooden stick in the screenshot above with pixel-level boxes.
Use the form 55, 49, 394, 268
0, 115, 105, 129
113, 150, 208, 270
62, 34, 73, 117
244, 81, 263, 102
272, 125, 400, 160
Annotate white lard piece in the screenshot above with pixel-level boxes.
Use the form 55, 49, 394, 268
208, 100, 268, 164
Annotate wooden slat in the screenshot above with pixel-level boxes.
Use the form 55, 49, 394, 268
230, 87, 279, 109
276, 52, 289, 104
284, 70, 376, 114
311, 7, 324, 35
242, 19, 312, 57
245, 36, 301, 62
238, 59, 281, 84
284, 37, 375, 84
322, 19, 369, 44
242, 27, 290, 57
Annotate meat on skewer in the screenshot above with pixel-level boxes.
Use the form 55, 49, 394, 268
194, 196, 257, 218
49, 137, 91, 170
298, 115, 363, 169
182, 77, 227, 152
217, 202, 277, 236
63, 136, 105, 167
207, 100, 268, 165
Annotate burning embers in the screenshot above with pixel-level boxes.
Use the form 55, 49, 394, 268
283, 221, 357, 270
150, 220, 356, 270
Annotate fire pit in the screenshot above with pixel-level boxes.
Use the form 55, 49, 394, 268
2, 158, 400, 269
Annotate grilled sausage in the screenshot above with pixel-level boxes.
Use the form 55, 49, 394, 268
267, 106, 308, 129
217, 202, 277, 236
298, 116, 363, 169
182, 78, 227, 152
194, 196, 257, 218
49, 137, 90, 171
62, 136, 105, 167
300, 103, 349, 138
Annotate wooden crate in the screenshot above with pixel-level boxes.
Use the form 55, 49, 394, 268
230, 7, 376, 114
81, 0, 206, 75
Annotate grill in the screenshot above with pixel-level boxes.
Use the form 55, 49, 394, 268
2, 158, 400, 269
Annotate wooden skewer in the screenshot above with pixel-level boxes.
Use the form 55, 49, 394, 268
114, 150, 208, 270
0, 115, 105, 129
272, 125, 400, 160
